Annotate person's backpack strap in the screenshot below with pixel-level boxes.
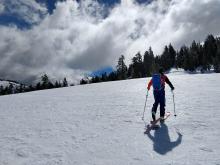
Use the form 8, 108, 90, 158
152, 74, 161, 90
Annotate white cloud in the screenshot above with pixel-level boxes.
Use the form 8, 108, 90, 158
0, 0, 220, 84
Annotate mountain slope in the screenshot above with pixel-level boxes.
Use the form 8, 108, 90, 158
0, 73, 220, 165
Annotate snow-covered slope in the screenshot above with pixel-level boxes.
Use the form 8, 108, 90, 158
0, 73, 220, 165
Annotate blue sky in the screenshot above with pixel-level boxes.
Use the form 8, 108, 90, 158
36, 0, 64, 14
90, 67, 114, 77
0, 0, 220, 83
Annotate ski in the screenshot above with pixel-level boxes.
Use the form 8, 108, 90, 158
144, 112, 171, 134
160, 111, 171, 123
144, 118, 160, 134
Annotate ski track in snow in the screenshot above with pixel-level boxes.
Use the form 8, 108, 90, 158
0, 73, 220, 165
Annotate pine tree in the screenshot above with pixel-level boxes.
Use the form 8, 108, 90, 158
48, 82, 54, 89
116, 55, 128, 80
143, 47, 154, 77
168, 44, 176, 68
101, 72, 107, 81
160, 46, 170, 71
55, 81, 61, 88
203, 34, 217, 71
63, 77, 68, 87
176, 46, 185, 68
91, 76, 100, 83
213, 36, 220, 72
28, 85, 34, 91
189, 40, 200, 70
131, 52, 144, 78
8, 83, 14, 94
41, 74, 50, 89
18, 84, 24, 93
0, 85, 4, 95
127, 64, 133, 78
154, 56, 161, 73
108, 72, 118, 81
36, 82, 42, 90
182, 46, 195, 71
80, 79, 88, 85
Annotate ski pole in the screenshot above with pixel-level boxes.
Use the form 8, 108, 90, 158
142, 90, 149, 121
172, 90, 177, 117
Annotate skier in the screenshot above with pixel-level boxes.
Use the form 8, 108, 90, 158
147, 68, 174, 122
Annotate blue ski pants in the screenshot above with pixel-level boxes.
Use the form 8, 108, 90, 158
152, 89, 166, 120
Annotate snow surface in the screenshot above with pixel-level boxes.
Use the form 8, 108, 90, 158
0, 73, 220, 165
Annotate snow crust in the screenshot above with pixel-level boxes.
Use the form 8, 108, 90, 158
0, 73, 220, 165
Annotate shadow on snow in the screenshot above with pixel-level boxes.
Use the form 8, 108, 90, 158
146, 123, 182, 155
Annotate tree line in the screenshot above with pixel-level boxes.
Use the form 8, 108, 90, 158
1, 34, 220, 95
80, 34, 220, 84
0, 74, 69, 96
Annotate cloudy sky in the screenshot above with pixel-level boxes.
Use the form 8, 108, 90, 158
0, 0, 220, 84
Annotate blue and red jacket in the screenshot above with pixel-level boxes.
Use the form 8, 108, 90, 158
147, 74, 174, 91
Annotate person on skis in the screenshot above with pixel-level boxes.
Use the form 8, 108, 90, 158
147, 68, 174, 122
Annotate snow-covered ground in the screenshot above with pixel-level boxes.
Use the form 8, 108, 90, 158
0, 73, 220, 165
